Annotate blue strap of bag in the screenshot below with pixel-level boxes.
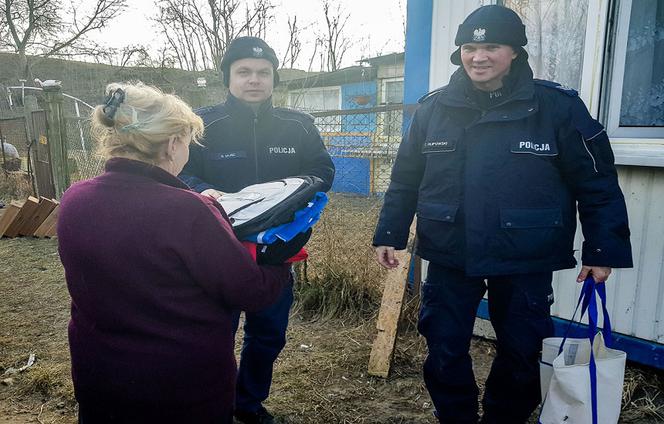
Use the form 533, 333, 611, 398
558, 277, 614, 353
555, 276, 613, 424
587, 279, 599, 424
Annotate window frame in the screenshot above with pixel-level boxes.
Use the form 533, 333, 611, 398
287, 86, 342, 112
601, 0, 664, 139
380, 77, 405, 105
498, 0, 664, 166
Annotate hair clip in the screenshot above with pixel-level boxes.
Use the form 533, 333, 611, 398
102, 88, 125, 120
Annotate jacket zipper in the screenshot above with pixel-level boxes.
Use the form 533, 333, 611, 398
253, 115, 259, 183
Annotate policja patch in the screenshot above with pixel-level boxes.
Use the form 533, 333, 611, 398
510, 140, 558, 156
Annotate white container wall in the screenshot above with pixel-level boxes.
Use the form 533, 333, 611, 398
552, 166, 664, 342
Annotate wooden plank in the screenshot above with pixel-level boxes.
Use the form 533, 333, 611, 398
44, 217, 58, 238
368, 220, 417, 378
4, 197, 39, 238
412, 254, 422, 295
19, 197, 58, 236
0, 201, 25, 237
34, 204, 59, 238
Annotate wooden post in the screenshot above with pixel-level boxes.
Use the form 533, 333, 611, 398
368, 220, 417, 378
42, 84, 70, 198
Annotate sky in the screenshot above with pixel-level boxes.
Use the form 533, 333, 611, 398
97, 0, 406, 70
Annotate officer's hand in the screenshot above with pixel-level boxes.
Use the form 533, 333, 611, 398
201, 188, 226, 201
577, 265, 612, 283
375, 246, 399, 269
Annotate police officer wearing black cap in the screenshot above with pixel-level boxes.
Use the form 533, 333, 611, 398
373, 5, 632, 423
180, 36, 334, 424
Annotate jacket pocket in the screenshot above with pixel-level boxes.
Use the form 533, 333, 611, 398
490, 208, 564, 259
417, 201, 458, 222
416, 202, 462, 255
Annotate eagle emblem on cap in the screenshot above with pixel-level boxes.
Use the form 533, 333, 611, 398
252, 46, 264, 57
472, 28, 486, 42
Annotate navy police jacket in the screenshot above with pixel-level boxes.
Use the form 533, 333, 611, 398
373, 64, 632, 276
180, 94, 335, 194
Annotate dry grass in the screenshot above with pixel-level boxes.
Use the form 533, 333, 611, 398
18, 364, 73, 400
294, 193, 387, 320
621, 366, 664, 422
0, 172, 34, 201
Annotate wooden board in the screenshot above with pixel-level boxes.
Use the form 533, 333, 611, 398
413, 254, 422, 294
19, 197, 58, 236
368, 220, 417, 378
44, 217, 58, 238
3, 198, 39, 238
34, 204, 59, 238
0, 201, 25, 237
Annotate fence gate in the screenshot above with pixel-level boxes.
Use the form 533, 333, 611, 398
31, 110, 56, 199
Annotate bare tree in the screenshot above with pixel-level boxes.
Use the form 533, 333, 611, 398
94, 44, 152, 71
0, 0, 127, 78
155, 0, 275, 73
319, 0, 350, 72
281, 15, 302, 69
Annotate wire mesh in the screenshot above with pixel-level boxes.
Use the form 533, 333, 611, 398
311, 105, 405, 196
65, 116, 104, 183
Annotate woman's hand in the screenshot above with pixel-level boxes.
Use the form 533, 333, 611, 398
201, 188, 226, 201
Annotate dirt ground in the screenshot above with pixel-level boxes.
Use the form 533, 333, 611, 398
1, 237, 663, 423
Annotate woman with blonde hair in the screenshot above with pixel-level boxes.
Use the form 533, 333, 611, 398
57, 83, 290, 423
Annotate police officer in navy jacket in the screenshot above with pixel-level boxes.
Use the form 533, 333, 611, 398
373, 6, 632, 423
179, 36, 334, 424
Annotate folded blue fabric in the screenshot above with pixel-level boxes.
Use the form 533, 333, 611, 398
244, 192, 328, 244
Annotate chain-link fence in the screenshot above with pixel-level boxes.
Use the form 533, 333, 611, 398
0, 116, 30, 173
312, 105, 405, 195
0, 113, 36, 199
65, 116, 104, 183
292, 105, 414, 317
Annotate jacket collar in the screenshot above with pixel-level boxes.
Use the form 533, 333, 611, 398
104, 157, 190, 190
441, 59, 535, 110
225, 93, 273, 120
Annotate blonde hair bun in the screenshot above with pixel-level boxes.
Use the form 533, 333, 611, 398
91, 82, 204, 163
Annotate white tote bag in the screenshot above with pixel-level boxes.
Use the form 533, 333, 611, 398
539, 278, 626, 424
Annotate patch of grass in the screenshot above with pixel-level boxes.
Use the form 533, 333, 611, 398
295, 266, 382, 319
294, 194, 386, 319
19, 364, 73, 400
0, 172, 34, 201
621, 365, 664, 422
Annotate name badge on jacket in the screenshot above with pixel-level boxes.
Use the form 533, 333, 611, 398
422, 139, 457, 153
213, 151, 247, 160
510, 140, 558, 156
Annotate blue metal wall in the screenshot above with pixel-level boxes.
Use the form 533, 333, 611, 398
330, 81, 377, 195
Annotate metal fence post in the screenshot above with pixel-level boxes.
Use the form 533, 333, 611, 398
42, 84, 70, 198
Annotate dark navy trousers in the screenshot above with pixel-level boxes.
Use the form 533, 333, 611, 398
232, 276, 294, 413
418, 263, 554, 424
